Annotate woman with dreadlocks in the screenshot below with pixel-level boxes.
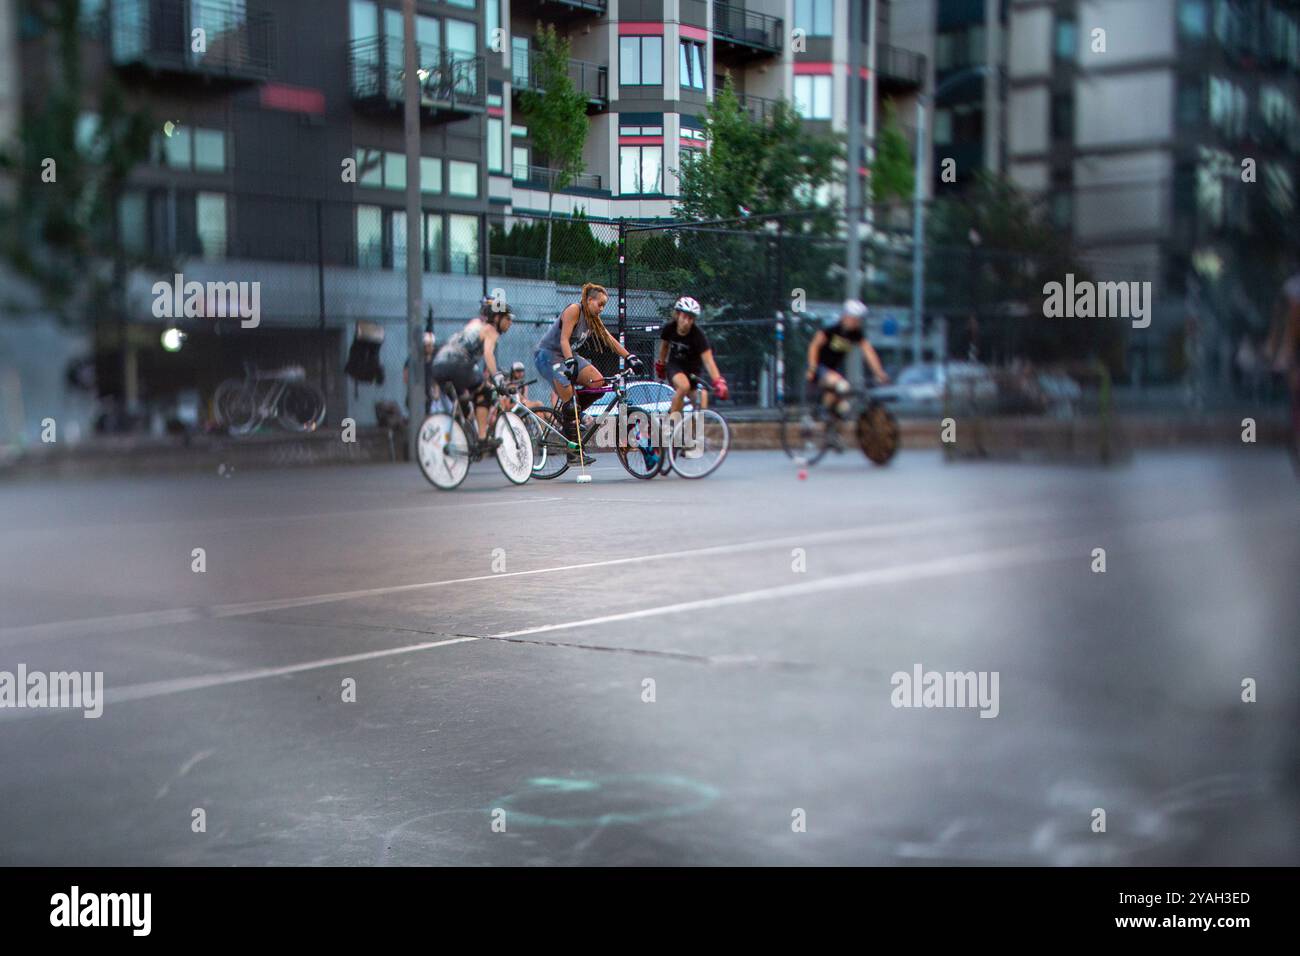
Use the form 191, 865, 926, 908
533, 283, 643, 459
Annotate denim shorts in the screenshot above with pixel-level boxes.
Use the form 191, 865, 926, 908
534, 348, 592, 387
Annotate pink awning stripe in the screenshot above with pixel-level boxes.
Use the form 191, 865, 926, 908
793, 61, 834, 75
679, 25, 709, 41
619, 21, 665, 35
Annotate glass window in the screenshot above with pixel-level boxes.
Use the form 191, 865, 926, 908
512, 35, 530, 87
384, 151, 406, 190
75, 112, 101, 159
195, 192, 226, 260
513, 145, 529, 178
193, 128, 225, 171
620, 36, 662, 86
511, 124, 527, 138
447, 19, 476, 59
356, 147, 383, 186
391, 209, 407, 268
447, 0, 475, 8
118, 192, 147, 255
679, 40, 706, 91
424, 212, 444, 272
619, 145, 662, 194
448, 213, 479, 274
934, 108, 953, 146
421, 156, 442, 193
449, 159, 478, 197
487, 118, 504, 173
485, 0, 499, 46
163, 127, 191, 168
1054, 18, 1076, 59
794, 0, 832, 37
356, 205, 382, 267
793, 75, 832, 119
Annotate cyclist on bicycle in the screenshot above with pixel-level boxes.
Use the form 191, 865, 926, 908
655, 296, 729, 413
806, 299, 890, 421
500, 360, 544, 412
533, 282, 643, 461
430, 298, 513, 441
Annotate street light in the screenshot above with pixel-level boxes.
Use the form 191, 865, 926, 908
911, 65, 991, 365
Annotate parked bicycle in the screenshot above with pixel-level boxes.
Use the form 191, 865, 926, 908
780, 384, 900, 467
416, 380, 533, 490
213, 362, 326, 435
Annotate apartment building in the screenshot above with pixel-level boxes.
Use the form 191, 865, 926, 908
1006, 0, 1300, 379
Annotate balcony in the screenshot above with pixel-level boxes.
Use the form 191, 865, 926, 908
712, 3, 783, 61
511, 53, 608, 111
735, 91, 781, 124
509, 0, 607, 20
512, 165, 603, 193
109, 0, 275, 84
349, 37, 486, 123
876, 43, 926, 95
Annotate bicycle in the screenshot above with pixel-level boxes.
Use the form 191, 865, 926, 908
645, 374, 731, 480
416, 380, 533, 490
213, 362, 327, 435
780, 381, 900, 467
520, 368, 664, 481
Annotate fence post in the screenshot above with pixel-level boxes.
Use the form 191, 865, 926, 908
775, 311, 785, 408
316, 199, 327, 414
480, 210, 489, 299
617, 218, 627, 370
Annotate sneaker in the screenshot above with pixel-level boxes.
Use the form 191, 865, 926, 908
567, 448, 600, 464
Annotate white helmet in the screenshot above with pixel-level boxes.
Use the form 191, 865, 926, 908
673, 295, 702, 316
842, 299, 868, 319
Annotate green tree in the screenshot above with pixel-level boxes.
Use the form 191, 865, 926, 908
870, 102, 914, 204
0, 0, 154, 324
674, 77, 842, 224
516, 24, 589, 280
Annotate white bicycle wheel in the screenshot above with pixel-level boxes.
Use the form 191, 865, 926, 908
668, 409, 730, 479
417, 413, 471, 490
494, 410, 534, 484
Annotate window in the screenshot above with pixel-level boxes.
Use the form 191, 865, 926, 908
1178, 0, 1209, 39
513, 145, 529, 179
933, 108, 953, 146
391, 209, 408, 268
424, 213, 444, 271
679, 40, 706, 91
619, 145, 662, 194
118, 192, 147, 255
156, 125, 227, 172
447, 0, 475, 8
419, 158, 452, 200
355, 147, 383, 186
449, 159, 479, 197
1050, 93, 1074, 140
448, 214, 479, 274
619, 35, 662, 86
936, 26, 985, 71
1177, 78, 1203, 127
356, 205, 382, 267
195, 192, 227, 260
162, 127, 191, 168
512, 35, 529, 87
794, 0, 832, 37
511, 124, 527, 138
485, 0, 499, 45
793, 75, 832, 119
487, 118, 504, 173
1054, 18, 1076, 59
446, 19, 477, 94
384, 151, 406, 190
619, 124, 663, 136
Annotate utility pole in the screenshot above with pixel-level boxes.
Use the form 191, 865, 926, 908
402, 0, 423, 455
844, 0, 864, 302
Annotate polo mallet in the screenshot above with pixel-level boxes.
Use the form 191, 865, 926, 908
572, 390, 592, 483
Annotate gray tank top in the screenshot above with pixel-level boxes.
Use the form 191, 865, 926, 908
445, 319, 486, 361
537, 306, 590, 354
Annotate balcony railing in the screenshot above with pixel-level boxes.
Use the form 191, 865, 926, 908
510, 0, 607, 17
713, 3, 783, 56
876, 43, 926, 91
349, 36, 486, 118
109, 0, 275, 81
511, 52, 608, 106
512, 164, 602, 192
736, 91, 781, 123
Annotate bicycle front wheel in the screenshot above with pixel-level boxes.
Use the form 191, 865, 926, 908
527, 407, 571, 480
277, 382, 326, 432
616, 405, 664, 479
417, 413, 471, 490
857, 402, 900, 465
780, 403, 830, 466
668, 409, 730, 479
494, 410, 534, 484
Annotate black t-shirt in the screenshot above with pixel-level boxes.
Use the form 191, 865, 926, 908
817, 321, 865, 373
660, 320, 711, 373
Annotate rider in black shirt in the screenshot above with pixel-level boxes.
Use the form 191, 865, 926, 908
806, 299, 890, 418
655, 295, 729, 412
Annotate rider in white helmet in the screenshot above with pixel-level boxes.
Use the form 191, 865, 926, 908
656, 295, 729, 413
806, 298, 890, 418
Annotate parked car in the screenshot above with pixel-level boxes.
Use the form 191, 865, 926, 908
873, 362, 998, 414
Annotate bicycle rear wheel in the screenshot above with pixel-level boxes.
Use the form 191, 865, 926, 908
668, 409, 730, 479
857, 402, 900, 465
780, 403, 830, 465
527, 407, 571, 480
277, 382, 326, 432
616, 405, 664, 479
494, 410, 534, 484
417, 413, 471, 490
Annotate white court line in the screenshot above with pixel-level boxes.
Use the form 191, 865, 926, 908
0, 506, 1044, 646
10, 503, 1269, 713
